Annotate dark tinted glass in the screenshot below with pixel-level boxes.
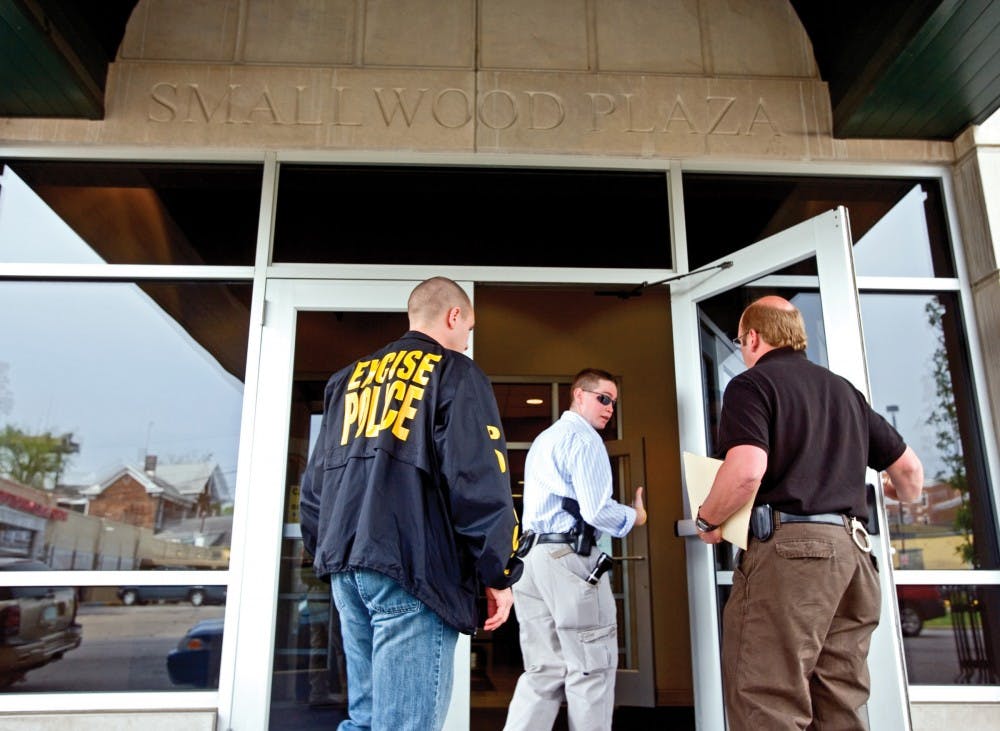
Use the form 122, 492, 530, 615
682, 173, 955, 277
273, 165, 671, 267
0, 161, 263, 265
900, 584, 999, 685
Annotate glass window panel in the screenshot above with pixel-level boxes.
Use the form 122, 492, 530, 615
698, 280, 825, 572
494, 383, 556, 443
699, 284, 826, 456
276, 310, 402, 724
0, 575, 226, 692
0, 281, 251, 569
270, 537, 347, 726
852, 184, 937, 277
0, 161, 262, 266
682, 173, 954, 277
900, 584, 999, 685
273, 165, 671, 268
861, 292, 998, 571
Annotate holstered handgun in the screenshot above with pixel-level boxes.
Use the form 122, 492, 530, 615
749, 505, 774, 542
865, 483, 881, 536
562, 497, 597, 556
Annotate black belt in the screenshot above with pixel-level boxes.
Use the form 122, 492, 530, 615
776, 511, 846, 527
533, 532, 575, 544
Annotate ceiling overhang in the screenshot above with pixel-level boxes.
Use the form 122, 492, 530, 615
790, 0, 1000, 139
0, 1, 998, 138
0, 0, 137, 118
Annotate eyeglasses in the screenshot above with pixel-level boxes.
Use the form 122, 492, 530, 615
583, 389, 616, 407
732, 332, 748, 347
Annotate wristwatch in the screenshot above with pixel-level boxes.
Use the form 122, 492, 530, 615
695, 509, 719, 532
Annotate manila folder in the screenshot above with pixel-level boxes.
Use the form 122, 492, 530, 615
681, 451, 753, 550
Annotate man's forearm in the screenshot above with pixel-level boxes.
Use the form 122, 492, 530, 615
699, 445, 766, 524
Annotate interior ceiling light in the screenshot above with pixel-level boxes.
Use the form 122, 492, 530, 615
525, 398, 544, 405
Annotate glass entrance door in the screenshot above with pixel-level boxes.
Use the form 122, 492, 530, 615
671, 207, 912, 730
228, 279, 476, 731
227, 278, 659, 730
606, 437, 654, 707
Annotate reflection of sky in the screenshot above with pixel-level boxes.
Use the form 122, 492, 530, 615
853, 185, 934, 277
860, 294, 942, 477
715, 185, 946, 479
0, 167, 243, 488
854, 183, 943, 477
0, 167, 102, 264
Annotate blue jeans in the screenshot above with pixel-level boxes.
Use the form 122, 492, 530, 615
330, 569, 459, 731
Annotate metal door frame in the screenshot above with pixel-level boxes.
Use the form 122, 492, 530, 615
225, 278, 474, 731
670, 207, 911, 730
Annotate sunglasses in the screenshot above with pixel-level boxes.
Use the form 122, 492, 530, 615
582, 389, 616, 407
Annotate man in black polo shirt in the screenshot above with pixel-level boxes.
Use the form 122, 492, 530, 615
696, 295, 924, 731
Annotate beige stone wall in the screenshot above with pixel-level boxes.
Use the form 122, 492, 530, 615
0, 0, 954, 162
953, 131, 1000, 462
2, 712, 215, 731
912, 702, 1000, 731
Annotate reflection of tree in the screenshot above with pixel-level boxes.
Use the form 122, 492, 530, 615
925, 299, 974, 567
0, 362, 12, 415
0, 425, 79, 489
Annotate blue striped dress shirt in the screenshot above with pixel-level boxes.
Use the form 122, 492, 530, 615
521, 410, 636, 538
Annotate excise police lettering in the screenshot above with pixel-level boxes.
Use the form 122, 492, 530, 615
341, 350, 443, 444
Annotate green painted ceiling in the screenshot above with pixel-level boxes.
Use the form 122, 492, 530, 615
791, 0, 1000, 139
2, 0, 999, 140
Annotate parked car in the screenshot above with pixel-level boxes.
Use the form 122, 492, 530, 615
166, 617, 224, 688
117, 584, 226, 607
896, 585, 947, 637
0, 557, 83, 688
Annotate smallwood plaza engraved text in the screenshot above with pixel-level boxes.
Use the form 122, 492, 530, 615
147, 82, 784, 137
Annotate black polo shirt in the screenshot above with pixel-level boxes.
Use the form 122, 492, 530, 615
715, 347, 906, 518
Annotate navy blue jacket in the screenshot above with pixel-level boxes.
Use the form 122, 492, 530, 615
299, 330, 522, 633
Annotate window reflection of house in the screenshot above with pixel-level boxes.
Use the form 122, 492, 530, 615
83, 465, 194, 530
80, 459, 232, 532
884, 480, 962, 527
151, 460, 233, 515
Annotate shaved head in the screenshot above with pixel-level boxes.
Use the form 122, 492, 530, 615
408, 276, 475, 352
408, 277, 470, 329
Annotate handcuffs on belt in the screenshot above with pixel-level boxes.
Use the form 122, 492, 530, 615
849, 516, 873, 553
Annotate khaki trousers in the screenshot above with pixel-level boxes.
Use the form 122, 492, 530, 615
722, 521, 881, 731
503, 544, 618, 731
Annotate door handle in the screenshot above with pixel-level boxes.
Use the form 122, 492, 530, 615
674, 519, 698, 537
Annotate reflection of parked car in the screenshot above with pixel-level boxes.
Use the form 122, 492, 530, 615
897, 585, 947, 637
166, 617, 224, 688
117, 584, 226, 607
0, 557, 83, 687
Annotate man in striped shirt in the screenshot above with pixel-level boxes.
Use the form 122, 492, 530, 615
504, 367, 647, 731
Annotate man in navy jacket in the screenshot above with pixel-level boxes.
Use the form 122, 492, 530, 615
300, 276, 522, 731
